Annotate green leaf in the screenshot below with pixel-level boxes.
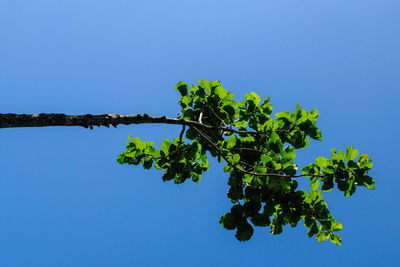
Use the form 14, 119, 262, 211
321, 178, 334, 192
219, 213, 238, 230
214, 85, 228, 99
280, 179, 291, 192
310, 108, 319, 118
261, 154, 271, 165
307, 223, 319, 238
235, 220, 254, 241
226, 135, 237, 149
198, 80, 212, 93
243, 174, 253, 184
347, 160, 358, 170
240, 135, 255, 142
245, 92, 261, 106
359, 153, 368, 161
223, 165, 231, 173
259, 97, 272, 112
233, 120, 247, 128
222, 92, 235, 102
358, 153, 373, 169
231, 204, 243, 216
315, 157, 328, 169
243, 201, 261, 215
263, 201, 275, 216
271, 161, 282, 171
346, 146, 359, 162
269, 132, 283, 153
344, 176, 356, 197
311, 128, 323, 141
143, 159, 153, 169
161, 139, 171, 155
330, 233, 342, 246
337, 180, 348, 192
331, 148, 345, 162
154, 160, 166, 170
308, 190, 322, 204
316, 231, 330, 242
289, 131, 309, 149
275, 111, 292, 122
175, 81, 188, 96
283, 146, 296, 161
232, 154, 240, 164
223, 104, 236, 118
255, 166, 267, 174
310, 177, 320, 191
362, 175, 375, 190
180, 96, 192, 107
269, 131, 281, 143
331, 222, 343, 232
251, 92, 261, 105
301, 165, 312, 175
304, 215, 314, 228
250, 213, 271, 227
131, 137, 146, 150
185, 127, 198, 140
162, 169, 174, 181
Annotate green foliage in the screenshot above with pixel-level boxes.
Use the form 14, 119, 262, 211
118, 80, 375, 246
118, 135, 209, 183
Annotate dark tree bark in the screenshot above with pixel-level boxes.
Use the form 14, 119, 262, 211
0, 113, 197, 129
0, 113, 256, 136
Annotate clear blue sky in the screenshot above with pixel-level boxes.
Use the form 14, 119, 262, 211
0, 1, 399, 266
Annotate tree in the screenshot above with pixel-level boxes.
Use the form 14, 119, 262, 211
0, 80, 374, 246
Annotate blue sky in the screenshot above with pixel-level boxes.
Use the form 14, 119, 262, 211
0, 0, 399, 266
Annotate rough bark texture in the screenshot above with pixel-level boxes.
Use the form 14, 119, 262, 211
0, 113, 213, 130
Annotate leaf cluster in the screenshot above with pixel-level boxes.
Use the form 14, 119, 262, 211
118, 80, 375, 246
118, 135, 209, 183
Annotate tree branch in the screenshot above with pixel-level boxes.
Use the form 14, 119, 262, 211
0, 113, 284, 136
0, 113, 234, 131
191, 124, 328, 179
0, 113, 250, 134
1, 113, 326, 179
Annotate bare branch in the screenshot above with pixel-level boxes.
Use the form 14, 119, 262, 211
0, 113, 283, 137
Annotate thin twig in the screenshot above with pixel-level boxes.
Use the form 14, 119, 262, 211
178, 125, 186, 145
206, 103, 227, 127
231, 147, 265, 154
192, 125, 328, 179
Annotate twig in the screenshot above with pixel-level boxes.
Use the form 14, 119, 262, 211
192, 125, 328, 179
206, 103, 227, 127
